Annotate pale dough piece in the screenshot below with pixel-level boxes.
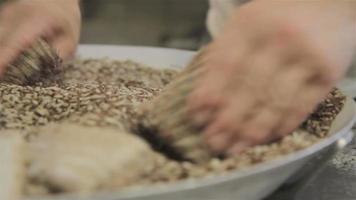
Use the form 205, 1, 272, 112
27, 123, 156, 193
0, 131, 26, 200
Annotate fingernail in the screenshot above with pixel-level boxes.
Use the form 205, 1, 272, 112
205, 133, 232, 154
191, 110, 213, 129
228, 142, 250, 156
203, 126, 218, 139
0, 62, 6, 77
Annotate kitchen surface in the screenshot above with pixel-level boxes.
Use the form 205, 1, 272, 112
266, 136, 356, 200
80, 1, 356, 200
81, 0, 209, 50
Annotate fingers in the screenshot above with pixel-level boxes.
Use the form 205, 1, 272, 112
187, 34, 261, 128
199, 43, 286, 154
203, 91, 256, 153
187, 32, 250, 115
205, 131, 234, 154
273, 62, 332, 136
0, 0, 81, 76
200, 55, 328, 156
187, 76, 225, 114
187, 3, 345, 157
227, 141, 252, 156
239, 107, 281, 144
0, 14, 56, 76
187, 0, 351, 158
203, 91, 256, 138
50, 36, 77, 60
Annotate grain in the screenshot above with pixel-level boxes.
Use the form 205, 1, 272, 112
0, 58, 345, 196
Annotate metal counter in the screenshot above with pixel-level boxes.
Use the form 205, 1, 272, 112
267, 133, 356, 200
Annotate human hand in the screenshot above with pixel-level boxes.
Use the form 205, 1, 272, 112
188, 0, 356, 155
0, 0, 81, 75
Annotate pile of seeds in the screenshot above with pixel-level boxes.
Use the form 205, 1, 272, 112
63, 59, 177, 88
302, 89, 345, 137
0, 82, 155, 133
0, 59, 177, 134
0, 58, 345, 195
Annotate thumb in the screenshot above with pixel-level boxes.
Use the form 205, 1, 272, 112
51, 36, 77, 61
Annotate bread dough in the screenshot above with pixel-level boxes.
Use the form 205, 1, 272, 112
27, 123, 156, 193
0, 132, 26, 200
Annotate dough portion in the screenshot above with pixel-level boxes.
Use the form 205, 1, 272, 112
27, 123, 156, 193
0, 132, 26, 200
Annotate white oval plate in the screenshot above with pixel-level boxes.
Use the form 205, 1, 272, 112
76, 44, 195, 70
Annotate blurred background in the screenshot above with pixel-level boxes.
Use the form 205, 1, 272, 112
79, 0, 356, 86
81, 0, 210, 50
